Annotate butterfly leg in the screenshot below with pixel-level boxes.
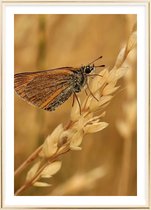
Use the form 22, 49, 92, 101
73, 92, 81, 115
85, 89, 88, 96
86, 81, 99, 102
72, 93, 75, 107
87, 74, 103, 79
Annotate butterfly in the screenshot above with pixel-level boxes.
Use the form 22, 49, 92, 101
14, 56, 105, 112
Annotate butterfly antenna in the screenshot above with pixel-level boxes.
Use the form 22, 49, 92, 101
88, 56, 103, 65
94, 64, 105, 68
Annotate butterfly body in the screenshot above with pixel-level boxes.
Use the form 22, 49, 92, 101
14, 65, 95, 111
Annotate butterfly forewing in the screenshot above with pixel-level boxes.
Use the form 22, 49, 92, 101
14, 68, 76, 111
14, 56, 105, 112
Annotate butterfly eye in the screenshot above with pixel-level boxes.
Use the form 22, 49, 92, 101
85, 66, 92, 74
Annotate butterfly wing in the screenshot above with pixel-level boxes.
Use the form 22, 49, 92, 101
14, 68, 76, 111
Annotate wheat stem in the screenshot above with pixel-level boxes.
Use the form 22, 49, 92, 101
14, 145, 43, 177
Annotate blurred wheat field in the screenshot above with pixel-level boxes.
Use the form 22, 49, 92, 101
14, 14, 137, 196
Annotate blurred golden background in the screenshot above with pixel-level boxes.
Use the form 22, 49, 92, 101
14, 14, 137, 196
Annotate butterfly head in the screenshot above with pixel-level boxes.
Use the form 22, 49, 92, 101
82, 64, 95, 74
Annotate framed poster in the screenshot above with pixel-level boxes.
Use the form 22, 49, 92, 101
1, 1, 150, 209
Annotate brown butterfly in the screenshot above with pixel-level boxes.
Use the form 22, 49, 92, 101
14, 56, 105, 112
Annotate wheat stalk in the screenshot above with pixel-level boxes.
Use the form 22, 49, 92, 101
15, 28, 136, 195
